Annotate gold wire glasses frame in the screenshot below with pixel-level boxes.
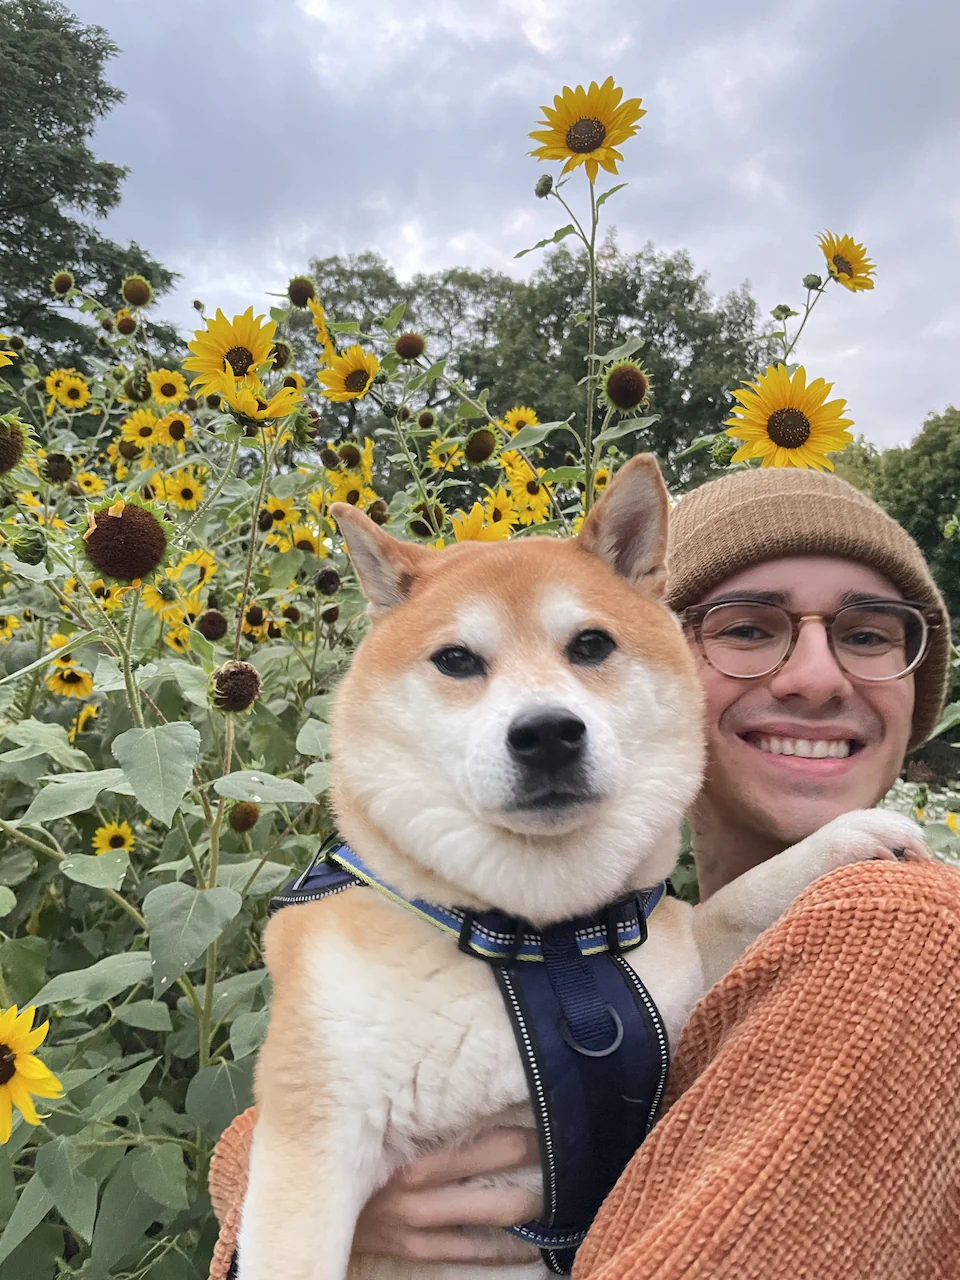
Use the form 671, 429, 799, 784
679, 597, 943, 683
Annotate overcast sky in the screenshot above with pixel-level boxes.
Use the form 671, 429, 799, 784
70, 0, 959, 449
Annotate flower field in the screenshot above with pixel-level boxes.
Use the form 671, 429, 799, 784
0, 75, 956, 1278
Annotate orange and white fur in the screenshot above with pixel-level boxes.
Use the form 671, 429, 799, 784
237, 455, 927, 1280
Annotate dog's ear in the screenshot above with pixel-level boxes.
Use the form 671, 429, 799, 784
575, 454, 670, 597
332, 504, 433, 615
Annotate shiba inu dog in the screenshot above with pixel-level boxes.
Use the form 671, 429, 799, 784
236, 455, 927, 1280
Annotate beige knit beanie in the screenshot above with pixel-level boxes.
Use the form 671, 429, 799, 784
665, 468, 951, 750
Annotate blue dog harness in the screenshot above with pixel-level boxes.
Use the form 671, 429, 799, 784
266, 839, 671, 1274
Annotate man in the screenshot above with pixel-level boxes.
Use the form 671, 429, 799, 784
208, 468, 960, 1277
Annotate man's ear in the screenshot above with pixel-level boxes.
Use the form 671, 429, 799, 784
575, 454, 670, 597
331, 504, 433, 615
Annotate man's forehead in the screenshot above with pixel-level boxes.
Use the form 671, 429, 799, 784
699, 555, 903, 606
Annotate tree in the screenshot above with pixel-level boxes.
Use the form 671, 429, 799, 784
294, 238, 774, 488
0, 0, 176, 363
831, 434, 883, 495
871, 406, 960, 622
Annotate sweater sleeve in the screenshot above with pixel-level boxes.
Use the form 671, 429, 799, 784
574, 859, 960, 1280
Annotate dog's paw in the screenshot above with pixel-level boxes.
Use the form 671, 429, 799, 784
792, 809, 932, 880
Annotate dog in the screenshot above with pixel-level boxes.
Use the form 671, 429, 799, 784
236, 454, 928, 1280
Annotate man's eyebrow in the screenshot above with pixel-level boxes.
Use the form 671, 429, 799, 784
702, 589, 789, 606
838, 589, 903, 606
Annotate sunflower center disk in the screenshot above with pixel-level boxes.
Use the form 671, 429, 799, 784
832, 254, 853, 276
344, 369, 369, 393
224, 346, 255, 377
566, 117, 607, 153
110, 834, 126, 848
0, 1047, 14, 1086
767, 407, 811, 449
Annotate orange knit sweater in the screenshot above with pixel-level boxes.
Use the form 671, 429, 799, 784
208, 860, 960, 1279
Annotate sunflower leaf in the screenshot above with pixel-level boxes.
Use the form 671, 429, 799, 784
539, 466, 585, 485
131, 1144, 189, 1212
0, 888, 14, 917
596, 335, 646, 364
214, 770, 317, 805
19, 767, 129, 824
514, 224, 578, 259
594, 414, 660, 446
111, 723, 201, 826
61, 849, 130, 891
0, 1173, 53, 1268
672, 431, 722, 460
185, 1059, 255, 1140
508, 420, 574, 451
143, 883, 242, 995
33, 952, 152, 1010
35, 1137, 98, 1242
295, 719, 329, 757
383, 302, 406, 332
595, 182, 628, 209
0, 718, 92, 771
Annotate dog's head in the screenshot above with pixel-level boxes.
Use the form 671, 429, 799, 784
329, 455, 705, 923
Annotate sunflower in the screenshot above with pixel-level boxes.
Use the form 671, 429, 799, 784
168, 547, 217, 591
164, 624, 192, 653
121, 409, 162, 450
211, 372, 303, 421
262, 495, 296, 530
306, 298, 332, 356
54, 375, 91, 413
0, 336, 18, 371
46, 661, 94, 698
724, 364, 855, 471
503, 406, 539, 435
947, 812, 959, 835
92, 821, 135, 855
285, 524, 323, 555
89, 579, 128, 612
167, 467, 204, 511
142, 578, 185, 620
509, 461, 553, 525
329, 471, 376, 508
68, 704, 98, 741
529, 77, 646, 184
450, 502, 513, 543
157, 411, 192, 452
0, 1005, 63, 1140
76, 471, 105, 497
281, 370, 306, 393
817, 231, 876, 293
241, 602, 268, 638
115, 307, 137, 336
593, 466, 611, 493
427, 438, 463, 472
0, 615, 21, 644
148, 369, 188, 405
317, 345, 380, 402
183, 307, 276, 395
484, 486, 519, 530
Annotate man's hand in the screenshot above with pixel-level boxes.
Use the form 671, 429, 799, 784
353, 1127, 543, 1264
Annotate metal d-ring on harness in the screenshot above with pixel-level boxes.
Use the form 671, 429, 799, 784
267, 838, 671, 1275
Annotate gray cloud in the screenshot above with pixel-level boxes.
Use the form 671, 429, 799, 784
72, 0, 960, 446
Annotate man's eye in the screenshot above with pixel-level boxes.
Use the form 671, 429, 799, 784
567, 629, 617, 665
431, 646, 487, 678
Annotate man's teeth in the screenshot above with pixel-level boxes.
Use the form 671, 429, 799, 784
753, 736, 852, 759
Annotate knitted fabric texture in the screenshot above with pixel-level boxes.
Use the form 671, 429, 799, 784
664, 467, 950, 749
574, 859, 960, 1280
206, 860, 960, 1280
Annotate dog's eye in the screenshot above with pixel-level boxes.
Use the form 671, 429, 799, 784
567, 629, 617, 665
431, 646, 487, 678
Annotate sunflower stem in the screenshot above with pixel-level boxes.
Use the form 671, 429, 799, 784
177, 435, 240, 544
583, 180, 600, 513
391, 403, 441, 536
119, 585, 145, 729
233, 428, 283, 659
782, 284, 827, 362
18, 619, 47, 720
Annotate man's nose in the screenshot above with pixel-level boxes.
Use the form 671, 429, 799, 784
768, 618, 853, 704
507, 708, 587, 774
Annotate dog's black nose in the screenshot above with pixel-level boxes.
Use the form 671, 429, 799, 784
507, 708, 587, 775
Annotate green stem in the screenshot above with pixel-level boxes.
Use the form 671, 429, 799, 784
174, 811, 205, 885
177, 436, 240, 543
233, 429, 283, 659
392, 409, 441, 535
121, 586, 145, 729
583, 181, 600, 513
18, 619, 47, 720
783, 285, 827, 362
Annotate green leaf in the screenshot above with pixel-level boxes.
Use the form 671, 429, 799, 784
230, 1008, 270, 1059
0, 1173, 53, 1267
0, 633, 98, 689
295, 718, 329, 757
508, 420, 573, 451
61, 849, 129, 891
383, 302, 407, 332
539, 465, 585, 485
35, 1137, 98, 1242
0, 937, 47, 1002
672, 431, 722, 460
112, 723, 201, 826
131, 1144, 189, 1212
328, 320, 360, 333
188, 627, 216, 668
593, 413, 661, 447
114, 1000, 172, 1032
1, 719, 90, 771
33, 952, 151, 1010
165, 659, 208, 709
88, 1057, 160, 1121
185, 1059, 254, 1139
214, 770, 317, 805
266, 547, 304, 584
0, 888, 15, 917
94, 654, 156, 692
19, 768, 129, 824
515, 224, 577, 259
89, 1153, 166, 1275
931, 701, 960, 741
597, 335, 646, 364
269, 306, 289, 323
595, 182, 627, 209
408, 357, 446, 391
304, 760, 331, 796
216, 860, 290, 896
143, 883, 242, 995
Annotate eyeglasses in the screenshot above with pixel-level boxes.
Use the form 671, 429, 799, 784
679, 597, 943, 683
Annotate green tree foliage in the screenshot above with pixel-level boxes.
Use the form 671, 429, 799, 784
871, 406, 960, 621
0, 0, 176, 362
831, 434, 883, 495
295, 239, 774, 488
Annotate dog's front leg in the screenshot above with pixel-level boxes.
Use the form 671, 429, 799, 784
236, 1110, 386, 1280
691, 808, 930, 990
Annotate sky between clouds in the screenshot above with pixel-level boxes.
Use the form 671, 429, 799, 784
70, 0, 960, 448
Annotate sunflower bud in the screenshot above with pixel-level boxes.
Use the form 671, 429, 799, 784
417, 410, 434, 429
193, 299, 204, 312
121, 274, 153, 308
399, 406, 410, 421
206, 393, 221, 409
464, 427, 497, 465
710, 435, 739, 468
229, 800, 261, 832
282, 605, 301, 623
410, 501, 444, 538
322, 604, 340, 624
287, 276, 316, 307
8, 336, 24, 351
118, 440, 142, 461
10, 525, 46, 566
211, 660, 262, 714
367, 498, 389, 526
123, 370, 151, 403
100, 317, 114, 333
116, 312, 137, 336
395, 332, 426, 361
803, 273, 823, 291
602, 361, 651, 414
42, 453, 72, 484
184, 396, 199, 411
320, 447, 340, 469
50, 270, 75, 296
535, 174, 554, 199
314, 568, 341, 596
381, 400, 399, 419
269, 340, 291, 370
245, 604, 265, 628
195, 609, 228, 641
83, 502, 168, 581
338, 442, 361, 468
0, 415, 27, 476
257, 509, 274, 532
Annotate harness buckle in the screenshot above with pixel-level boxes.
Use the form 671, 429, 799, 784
605, 896, 647, 955
458, 911, 527, 965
